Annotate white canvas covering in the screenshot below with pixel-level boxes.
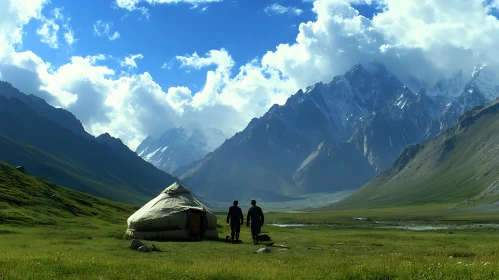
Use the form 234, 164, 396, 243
126, 182, 218, 240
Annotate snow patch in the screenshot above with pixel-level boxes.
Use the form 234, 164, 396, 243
144, 147, 161, 161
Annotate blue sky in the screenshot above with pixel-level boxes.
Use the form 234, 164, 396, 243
19, 0, 329, 91
2, 0, 496, 149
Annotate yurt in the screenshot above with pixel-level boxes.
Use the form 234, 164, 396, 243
126, 182, 218, 241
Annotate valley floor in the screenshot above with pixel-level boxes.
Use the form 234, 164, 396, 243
1, 209, 498, 280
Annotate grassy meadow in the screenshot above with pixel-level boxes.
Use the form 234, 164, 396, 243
1, 163, 499, 279
1, 211, 498, 280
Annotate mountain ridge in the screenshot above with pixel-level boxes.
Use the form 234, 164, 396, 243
332, 98, 499, 209
179, 63, 499, 202
0, 85, 178, 205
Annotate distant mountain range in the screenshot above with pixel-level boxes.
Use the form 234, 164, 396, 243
334, 98, 499, 210
136, 126, 227, 174
178, 63, 499, 202
2, 61, 498, 208
0, 82, 178, 205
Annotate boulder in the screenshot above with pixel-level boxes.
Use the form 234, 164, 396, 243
257, 248, 270, 253
130, 239, 145, 250
258, 234, 271, 241
137, 245, 149, 252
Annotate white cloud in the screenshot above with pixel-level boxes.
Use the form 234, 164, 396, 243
115, 0, 222, 11
3, 0, 499, 152
93, 21, 121, 41
177, 49, 234, 71
35, 7, 75, 49
120, 54, 144, 69
264, 4, 303, 16
36, 19, 59, 48
161, 60, 174, 70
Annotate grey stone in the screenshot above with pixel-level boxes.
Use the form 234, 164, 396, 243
257, 248, 270, 253
137, 245, 149, 252
130, 239, 144, 250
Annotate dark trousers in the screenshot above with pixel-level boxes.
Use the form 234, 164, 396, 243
251, 226, 261, 244
230, 224, 240, 239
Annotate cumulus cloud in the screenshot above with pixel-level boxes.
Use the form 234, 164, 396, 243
264, 4, 303, 16
93, 20, 120, 41
3, 0, 499, 151
120, 54, 144, 69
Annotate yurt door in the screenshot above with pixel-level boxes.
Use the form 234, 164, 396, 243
189, 211, 205, 240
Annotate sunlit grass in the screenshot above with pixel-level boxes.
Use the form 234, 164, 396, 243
0, 215, 498, 280
1, 162, 498, 279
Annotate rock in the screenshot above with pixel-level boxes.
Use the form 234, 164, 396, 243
257, 248, 270, 253
16, 166, 25, 174
258, 234, 271, 241
137, 245, 149, 252
130, 239, 145, 250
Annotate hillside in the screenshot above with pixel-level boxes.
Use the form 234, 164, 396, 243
0, 93, 178, 205
334, 99, 499, 209
0, 162, 135, 226
0, 81, 92, 140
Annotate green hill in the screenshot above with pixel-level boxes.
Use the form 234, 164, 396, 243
0, 161, 136, 226
0, 93, 178, 205
332, 99, 499, 210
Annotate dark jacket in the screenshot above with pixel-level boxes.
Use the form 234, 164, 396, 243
226, 205, 244, 225
247, 205, 264, 228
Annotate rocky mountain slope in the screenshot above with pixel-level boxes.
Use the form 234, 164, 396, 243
136, 127, 227, 174
334, 99, 499, 209
179, 63, 499, 202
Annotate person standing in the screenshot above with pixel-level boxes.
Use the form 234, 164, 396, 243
226, 200, 244, 243
246, 199, 264, 245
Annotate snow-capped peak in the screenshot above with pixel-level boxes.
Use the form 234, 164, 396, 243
471, 64, 487, 78
426, 70, 467, 99
136, 126, 228, 173
467, 64, 499, 101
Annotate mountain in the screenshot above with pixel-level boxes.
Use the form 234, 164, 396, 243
0, 161, 135, 226
179, 63, 422, 201
0, 86, 178, 205
179, 63, 499, 202
136, 126, 227, 174
333, 99, 499, 210
292, 140, 376, 193
0, 81, 92, 140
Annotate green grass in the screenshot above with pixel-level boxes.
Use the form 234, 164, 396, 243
0, 216, 498, 280
0, 162, 137, 226
2, 160, 499, 279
